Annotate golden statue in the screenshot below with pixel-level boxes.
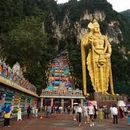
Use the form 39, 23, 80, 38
81, 19, 114, 96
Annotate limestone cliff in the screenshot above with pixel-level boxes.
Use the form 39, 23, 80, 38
48, 0, 129, 61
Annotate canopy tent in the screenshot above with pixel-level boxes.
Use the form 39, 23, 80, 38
117, 100, 126, 107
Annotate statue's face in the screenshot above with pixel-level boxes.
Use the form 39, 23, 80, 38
93, 26, 100, 33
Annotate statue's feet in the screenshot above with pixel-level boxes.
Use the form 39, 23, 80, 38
100, 91, 110, 95
84, 93, 90, 97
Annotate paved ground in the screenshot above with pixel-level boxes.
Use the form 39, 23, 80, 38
0, 114, 130, 130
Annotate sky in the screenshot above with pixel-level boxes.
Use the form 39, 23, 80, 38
57, 0, 130, 12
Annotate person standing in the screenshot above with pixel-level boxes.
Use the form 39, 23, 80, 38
35, 107, 38, 117
111, 105, 118, 124
4, 111, 11, 127
118, 107, 124, 118
98, 107, 103, 123
27, 105, 31, 118
77, 104, 83, 127
17, 107, 22, 121
73, 105, 78, 121
127, 107, 130, 125
83, 105, 90, 124
3, 104, 11, 127
93, 105, 97, 119
88, 105, 94, 127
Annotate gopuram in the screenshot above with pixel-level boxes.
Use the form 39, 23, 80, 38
40, 50, 85, 109
80, 19, 126, 103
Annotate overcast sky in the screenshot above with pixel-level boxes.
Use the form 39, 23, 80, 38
57, 0, 130, 12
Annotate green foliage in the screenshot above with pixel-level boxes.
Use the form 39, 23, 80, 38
121, 9, 130, 21
0, 0, 24, 32
3, 16, 55, 94
0, 0, 58, 94
114, 82, 130, 95
67, 43, 82, 88
6, 17, 47, 64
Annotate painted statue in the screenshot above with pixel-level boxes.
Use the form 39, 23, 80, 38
81, 19, 114, 96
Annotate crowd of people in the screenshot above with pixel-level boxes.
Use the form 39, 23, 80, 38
2, 102, 130, 127
33, 102, 130, 127
72, 103, 130, 127
0, 60, 36, 93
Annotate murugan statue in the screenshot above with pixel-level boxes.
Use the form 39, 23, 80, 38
81, 19, 114, 96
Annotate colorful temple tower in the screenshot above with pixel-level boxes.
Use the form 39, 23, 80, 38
40, 50, 85, 109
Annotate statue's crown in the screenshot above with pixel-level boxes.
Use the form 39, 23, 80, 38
92, 19, 99, 27
88, 19, 99, 29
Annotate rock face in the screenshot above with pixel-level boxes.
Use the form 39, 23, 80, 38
51, 10, 123, 47
107, 21, 123, 44
82, 10, 106, 21
46, 0, 129, 60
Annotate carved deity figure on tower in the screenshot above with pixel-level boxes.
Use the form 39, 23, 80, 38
81, 19, 114, 96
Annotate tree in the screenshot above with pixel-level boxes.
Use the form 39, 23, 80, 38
3, 16, 55, 94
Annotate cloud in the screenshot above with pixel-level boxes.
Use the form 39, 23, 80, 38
107, 0, 130, 12
57, 0, 68, 4
56, 0, 130, 12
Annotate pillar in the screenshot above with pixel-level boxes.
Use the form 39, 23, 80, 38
51, 98, 54, 107
71, 99, 74, 108
61, 99, 64, 108
40, 97, 43, 109
80, 99, 83, 106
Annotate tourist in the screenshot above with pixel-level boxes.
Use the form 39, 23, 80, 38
77, 103, 83, 127
111, 105, 118, 124
32, 106, 35, 117
127, 107, 130, 125
83, 105, 90, 124
124, 106, 128, 117
98, 107, 103, 123
118, 106, 124, 118
17, 107, 22, 121
46, 105, 52, 117
27, 105, 31, 118
93, 105, 97, 119
88, 104, 94, 127
3, 105, 11, 127
67, 106, 71, 114
103, 106, 110, 119
35, 107, 38, 117
3, 112, 11, 127
73, 105, 78, 121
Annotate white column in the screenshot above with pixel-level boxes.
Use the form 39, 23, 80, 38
61, 99, 64, 108
51, 98, 54, 107
40, 97, 43, 108
81, 99, 83, 106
